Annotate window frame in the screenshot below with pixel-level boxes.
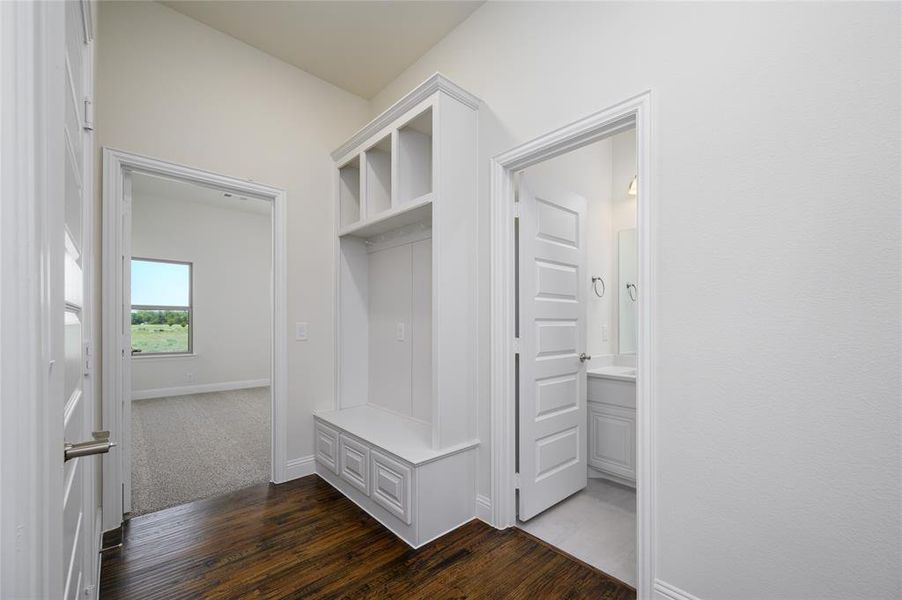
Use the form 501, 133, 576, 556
130, 256, 193, 357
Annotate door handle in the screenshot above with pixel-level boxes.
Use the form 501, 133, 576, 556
579, 353, 592, 362
64, 430, 116, 461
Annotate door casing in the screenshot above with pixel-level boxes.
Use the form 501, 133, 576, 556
101, 149, 289, 532
488, 91, 656, 598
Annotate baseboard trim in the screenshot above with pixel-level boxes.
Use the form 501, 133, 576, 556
131, 379, 270, 401
654, 579, 702, 600
475, 494, 493, 525
588, 466, 636, 489
283, 455, 315, 481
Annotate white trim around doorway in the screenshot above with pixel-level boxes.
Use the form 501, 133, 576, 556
488, 91, 656, 598
101, 148, 289, 532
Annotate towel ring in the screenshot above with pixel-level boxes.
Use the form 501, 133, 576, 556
626, 282, 638, 301
591, 276, 605, 298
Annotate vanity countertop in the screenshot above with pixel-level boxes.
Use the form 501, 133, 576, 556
587, 365, 636, 382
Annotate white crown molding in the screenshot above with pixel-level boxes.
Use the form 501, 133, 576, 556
330, 72, 481, 161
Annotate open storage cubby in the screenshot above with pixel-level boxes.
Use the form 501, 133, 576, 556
364, 135, 392, 217
338, 221, 433, 422
338, 156, 361, 228
397, 107, 433, 205
319, 75, 481, 548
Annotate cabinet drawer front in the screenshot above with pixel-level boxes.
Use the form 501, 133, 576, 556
588, 404, 636, 480
314, 422, 340, 474
370, 450, 412, 525
339, 434, 370, 494
587, 377, 636, 409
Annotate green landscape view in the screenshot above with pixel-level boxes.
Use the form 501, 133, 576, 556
131, 310, 190, 354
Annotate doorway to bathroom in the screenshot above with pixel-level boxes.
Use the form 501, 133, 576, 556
489, 93, 654, 594
515, 126, 638, 586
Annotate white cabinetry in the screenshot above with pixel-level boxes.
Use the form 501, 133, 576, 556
315, 74, 480, 548
587, 375, 636, 486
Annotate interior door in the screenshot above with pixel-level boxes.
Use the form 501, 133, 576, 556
517, 177, 588, 521
62, 2, 99, 598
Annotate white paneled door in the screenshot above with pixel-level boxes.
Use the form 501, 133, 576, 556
62, 2, 98, 599
517, 178, 588, 521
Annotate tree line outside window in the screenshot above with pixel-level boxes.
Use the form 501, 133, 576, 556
131, 257, 192, 355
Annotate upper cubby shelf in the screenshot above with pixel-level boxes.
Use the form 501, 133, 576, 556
364, 135, 392, 218
338, 156, 361, 229
332, 74, 480, 239
398, 107, 432, 205
338, 192, 432, 238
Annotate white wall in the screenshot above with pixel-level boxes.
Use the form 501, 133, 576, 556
95, 2, 369, 460
370, 2, 901, 598
130, 192, 271, 397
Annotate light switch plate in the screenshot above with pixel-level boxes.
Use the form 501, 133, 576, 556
295, 322, 308, 341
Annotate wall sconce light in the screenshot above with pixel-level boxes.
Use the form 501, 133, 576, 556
628, 175, 637, 196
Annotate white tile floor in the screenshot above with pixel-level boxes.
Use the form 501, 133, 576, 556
518, 477, 637, 587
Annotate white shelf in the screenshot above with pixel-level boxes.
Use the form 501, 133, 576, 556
339, 193, 432, 238
315, 405, 478, 465
364, 135, 392, 217
398, 107, 433, 204
338, 157, 361, 228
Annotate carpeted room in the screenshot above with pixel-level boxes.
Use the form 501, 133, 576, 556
127, 172, 274, 516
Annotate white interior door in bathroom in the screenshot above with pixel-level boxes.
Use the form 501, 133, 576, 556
517, 178, 588, 520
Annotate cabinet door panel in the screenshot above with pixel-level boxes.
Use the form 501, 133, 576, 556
340, 434, 370, 494
588, 404, 636, 480
371, 450, 412, 524
315, 422, 340, 474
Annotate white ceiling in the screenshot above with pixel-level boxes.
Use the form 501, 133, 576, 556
161, 1, 484, 99
131, 172, 272, 216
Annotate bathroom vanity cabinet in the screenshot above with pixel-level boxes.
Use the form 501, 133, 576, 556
587, 370, 637, 487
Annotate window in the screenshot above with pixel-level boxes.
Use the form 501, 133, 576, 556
131, 258, 192, 355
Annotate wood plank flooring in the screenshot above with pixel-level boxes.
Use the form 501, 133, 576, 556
100, 475, 636, 599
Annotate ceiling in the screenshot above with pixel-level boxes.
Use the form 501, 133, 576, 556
131, 172, 272, 216
161, 1, 484, 99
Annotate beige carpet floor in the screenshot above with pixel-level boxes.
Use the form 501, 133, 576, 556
130, 387, 271, 516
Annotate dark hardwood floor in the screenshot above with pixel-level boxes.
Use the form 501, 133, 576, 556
100, 475, 636, 599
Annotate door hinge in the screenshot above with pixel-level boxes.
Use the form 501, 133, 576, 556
513, 201, 520, 219
83, 97, 94, 131
513, 337, 521, 354
514, 472, 521, 489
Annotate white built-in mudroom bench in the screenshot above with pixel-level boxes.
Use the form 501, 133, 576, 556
314, 74, 481, 548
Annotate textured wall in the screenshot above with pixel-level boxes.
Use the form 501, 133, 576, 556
96, 1, 369, 459
370, 2, 902, 597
